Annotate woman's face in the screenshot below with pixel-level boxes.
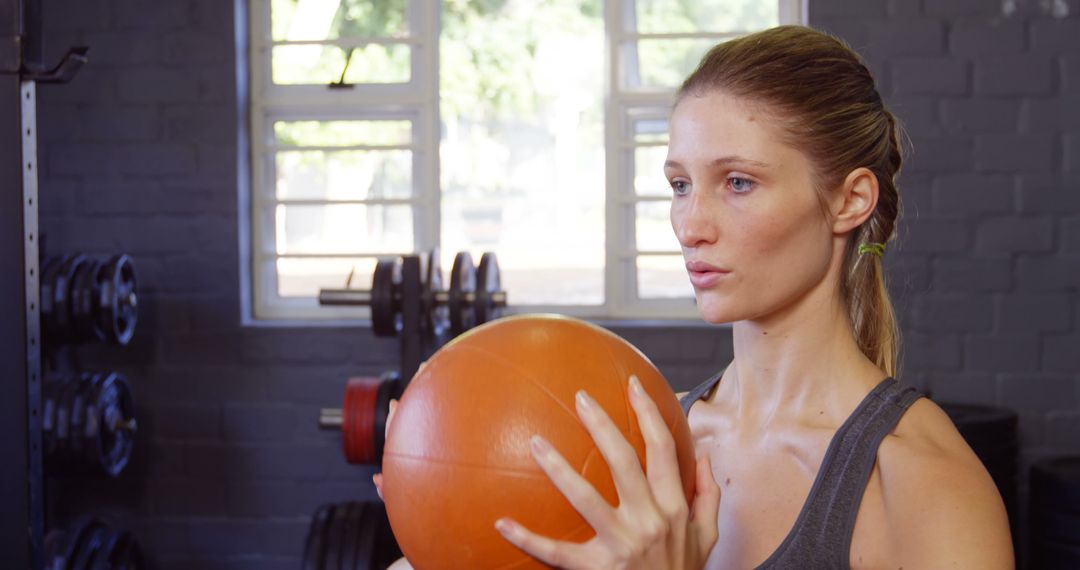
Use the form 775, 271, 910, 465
666, 90, 837, 324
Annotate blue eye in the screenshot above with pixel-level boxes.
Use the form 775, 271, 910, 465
671, 180, 690, 196
729, 177, 755, 194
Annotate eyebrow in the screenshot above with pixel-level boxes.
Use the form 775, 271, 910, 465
664, 155, 772, 170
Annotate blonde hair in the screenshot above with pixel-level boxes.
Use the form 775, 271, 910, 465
678, 25, 904, 377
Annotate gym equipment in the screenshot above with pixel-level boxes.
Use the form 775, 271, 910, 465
40, 253, 138, 347
319, 249, 507, 338
317, 250, 510, 466
318, 372, 402, 465
42, 372, 138, 477
302, 501, 403, 570
938, 403, 1019, 545
381, 314, 696, 570
1030, 457, 1080, 569
43, 517, 145, 570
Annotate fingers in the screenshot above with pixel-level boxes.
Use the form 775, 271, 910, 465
628, 375, 687, 516
495, 517, 591, 570
691, 454, 721, 558
386, 399, 398, 435
574, 390, 655, 511
373, 473, 384, 500
529, 434, 623, 543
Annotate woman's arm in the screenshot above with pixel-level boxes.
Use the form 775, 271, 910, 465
880, 400, 1014, 568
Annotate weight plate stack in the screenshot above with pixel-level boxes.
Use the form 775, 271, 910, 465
449, 252, 476, 336
70, 257, 104, 343
53, 254, 88, 345
303, 501, 403, 570
1030, 457, 1080, 569
44, 518, 145, 570
43, 372, 137, 478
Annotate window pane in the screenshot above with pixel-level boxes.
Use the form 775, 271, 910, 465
637, 255, 692, 299
277, 256, 377, 297
272, 44, 410, 85
275, 150, 412, 201
275, 204, 414, 254
440, 0, 605, 306
623, 38, 715, 89
634, 0, 778, 34
271, 0, 408, 42
635, 201, 678, 251
634, 146, 670, 197
274, 120, 411, 147
632, 117, 668, 144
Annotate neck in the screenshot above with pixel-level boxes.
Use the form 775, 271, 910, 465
720, 272, 885, 430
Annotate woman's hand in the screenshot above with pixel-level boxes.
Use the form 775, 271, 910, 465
372, 398, 397, 499
494, 375, 721, 569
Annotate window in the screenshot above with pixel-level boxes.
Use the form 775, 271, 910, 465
247, 0, 804, 321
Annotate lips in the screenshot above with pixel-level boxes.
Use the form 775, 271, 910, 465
686, 261, 731, 288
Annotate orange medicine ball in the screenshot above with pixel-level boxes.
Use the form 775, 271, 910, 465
382, 314, 697, 570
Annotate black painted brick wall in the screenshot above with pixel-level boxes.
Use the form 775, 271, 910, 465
33, 0, 1080, 567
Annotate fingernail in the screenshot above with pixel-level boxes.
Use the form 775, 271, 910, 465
530, 434, 552, 458
628, 375, 644, 396
495, 518, 519, 537
576, 390, 594, 414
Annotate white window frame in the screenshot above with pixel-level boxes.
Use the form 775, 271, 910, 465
244, 0, 806, 323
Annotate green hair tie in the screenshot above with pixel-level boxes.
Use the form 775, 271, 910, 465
858, 242, 886, 257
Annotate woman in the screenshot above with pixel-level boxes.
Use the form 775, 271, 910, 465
381, 25, 1014, 569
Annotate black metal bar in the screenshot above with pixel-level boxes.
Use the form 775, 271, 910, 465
0, 76, 42, 570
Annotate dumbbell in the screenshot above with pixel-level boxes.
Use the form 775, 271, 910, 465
41, 253, 138, 346
319, 372, 400, 465
319, 250, 508, 337
43, 372, 138, 477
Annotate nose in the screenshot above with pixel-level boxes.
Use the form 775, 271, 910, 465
671, 190, 719, 249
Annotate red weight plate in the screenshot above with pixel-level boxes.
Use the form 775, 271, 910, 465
343, 377, 381, 464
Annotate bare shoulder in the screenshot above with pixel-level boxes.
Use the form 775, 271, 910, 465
876, 397, 1015, 568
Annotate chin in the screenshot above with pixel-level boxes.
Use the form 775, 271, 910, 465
693, 293, 747, 325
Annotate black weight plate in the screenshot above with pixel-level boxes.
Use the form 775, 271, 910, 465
474, 252, 501, 326
423, 247, 448, 338
356, 501, 378, 570
371, 259, 400, 338
72, 523, 108, 570
44, 527, 67, 570
39, 255, 64, 341
63, 518, 103, 570
54, 254, 88, 341
448, 252, 476, 336
1032, 507, 1080, 545
70, 258, 103, 343
340, 502, 362, 570
1032, 457, 1080, 515
95, 372, 136, 477
326, 501, 349, 570
67, 372, 95, 468
42, 377, 64, 456
97, 254, 138, 346
303, 504, 334, 570
52, 377, 81, 466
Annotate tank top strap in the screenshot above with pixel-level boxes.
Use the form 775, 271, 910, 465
679, 368, 726, 416
758, 377, 924, 569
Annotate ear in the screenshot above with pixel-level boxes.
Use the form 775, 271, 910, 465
830, 167, 879, 235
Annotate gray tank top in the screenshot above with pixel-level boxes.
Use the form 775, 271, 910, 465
679, 371, 923, 569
